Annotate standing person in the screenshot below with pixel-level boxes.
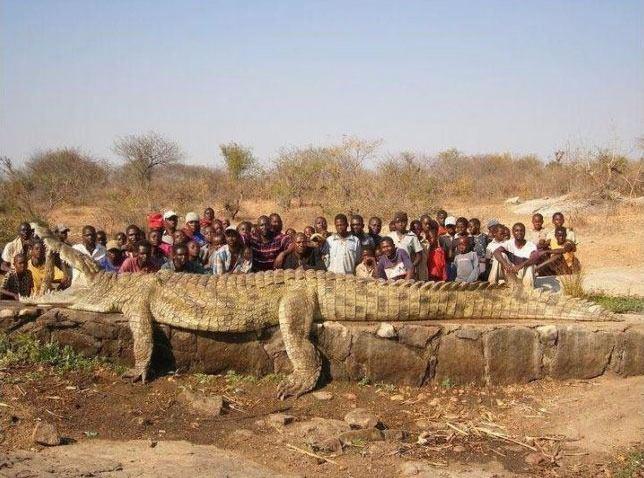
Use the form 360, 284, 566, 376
416, 215, 436, 281
186, 240, 201, 264
119, 241, 161, 273
249, 216, 291, 271
303, 226, 315, 240
99, 241, 125, 273
528, 213, 549, 247
0, 254, 33, 300
439, 216, 457, 280
202, 207, 215, 228
182, 212, 207, 246
237, 221, 253, 246
410, 220, 423, 239
1, 222, 33, 272
314, 216, 330, 239
469, 218, 488, 279
453, 237, 480, 283
162, 244, 203, 273
172, 230, 188, 248
277, 233, 326, 271
355, 247, 379, 279
491, 222, 538, 287
27, 239, 66, 295
199, 225, 216, 266
546, 212, 576, 243
388, 212, 423, 276
162, 211, 179, 246
350, 215, 375, 249
377, 237, 414, 280
436, 210, 448, 236
124, 225, 142, 257
96, 230, 108, 248
148, 229, 168, 265
72, 226, 106, 283
213, 229, 248, 275
325, 214, 362, 275
367, 216, 383, 247
426, 228, 447, 282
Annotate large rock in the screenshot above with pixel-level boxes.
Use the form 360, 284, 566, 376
612, 329, 644, 377
550, 328, 615, 379
435, 331, 485, 384
484, 327, 541, 384
32, 422, 61, 446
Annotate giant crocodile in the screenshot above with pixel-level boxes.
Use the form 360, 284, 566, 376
23, 224, 613, 399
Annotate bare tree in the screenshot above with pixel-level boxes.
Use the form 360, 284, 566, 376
113, 132, 182, 190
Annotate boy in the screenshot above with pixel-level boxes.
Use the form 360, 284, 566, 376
468, 218, 488, 278
426, 228, 447, 282
490, 223, 538, 287
439, 216, 457, 279
355, 247, 378, 279
453, 237, 480, 283
528, 213, 549, 248
387, 212, 424, 274
537, 226, 579, 275
100, 241, 125, 273
377, 237, 414, 280
28, 239, 67, 295
1, 254, 33, 300
436, 210, 448, 236
546, 212, 576, 243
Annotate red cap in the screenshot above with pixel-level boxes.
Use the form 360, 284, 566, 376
147, 212, 164, 230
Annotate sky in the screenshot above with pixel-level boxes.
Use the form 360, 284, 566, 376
1, 1, 642, 167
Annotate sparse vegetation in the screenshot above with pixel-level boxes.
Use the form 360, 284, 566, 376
614, 450, 644, 478
588, 294, 644, 314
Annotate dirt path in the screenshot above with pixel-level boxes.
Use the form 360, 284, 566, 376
583, 267, 644, 296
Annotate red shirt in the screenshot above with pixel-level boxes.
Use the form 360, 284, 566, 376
118, 257, 160, 274
427, 247, 447, 281
437, 226, 447, 236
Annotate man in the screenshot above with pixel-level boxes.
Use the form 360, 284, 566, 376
436, 210, 448, 236
182, 212, 207, 246
278, 233, 326, 271
162, 210, 179, 246
377, 237, 414, 280
119, 241, 161, 273
124, 225, 142, 256
148, 229, 169, 265
368, 217, 383, 248
99, 240, 125, 273
173, 229, 189, 247
350, 215, 375, 249
491, 222, 538, 287
387, 212, 423, 275
202, 207, 215, 228
314, 216, 330, 239
325, 214, 361, 274
1, 222, 33, 272
28, 239, 66, 295
162, 244, 204, 273
213, 229, 247, 275
0, 254, 33, 300
249, 215, 291, 271
72, 225, 106, 283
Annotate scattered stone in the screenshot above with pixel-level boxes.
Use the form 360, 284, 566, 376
390, 394, 405, 401
32, 422, 61, 446
414, 419, 430, 429
293, 418, 350, 452
344, 408, 379, 429
268, 413, 294, 426
178, 389, 225, 415
339, 428, 384, 445
416, 393, 427, 400
148, 440, 157, 448
312, 391, 333, 401
383, 429, 409, 441
343, 393, 357, 400
376, 322, 397, 339
417, 431, 431, 445
254, 419, 266, 428
525, 452, 547, 465
455, 328, 481, 341
313, 437, 343, 453
452, 445, 465, 453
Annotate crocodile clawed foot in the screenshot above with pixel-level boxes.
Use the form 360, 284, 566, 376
122, 367, 147, 384
277, 370, 318, 400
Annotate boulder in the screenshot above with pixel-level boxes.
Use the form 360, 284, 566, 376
344, 408, 379, 429
435, 332, 485, 384
484, 327, 541, 384
32, 422, 61, 446
178, 389, 225, 416
550, 328, 615, 379
397, 325, 441, 348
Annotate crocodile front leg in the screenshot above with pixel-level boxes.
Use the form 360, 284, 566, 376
122, 297, 154, 383
277, 287, 321, 400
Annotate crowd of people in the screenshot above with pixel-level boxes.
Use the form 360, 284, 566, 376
0, 207, 579, 300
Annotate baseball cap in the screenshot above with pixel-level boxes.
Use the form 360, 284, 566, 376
487, 218, 500, 228
185, 212, 199, 223
105, 240, 121, 251
163, 210, 178, 220
54, 224, 70, 233
445, 216, 457, 226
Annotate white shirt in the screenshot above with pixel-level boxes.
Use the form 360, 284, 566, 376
485, 239, 505, 259
501, 239, 536, 259
72, 243, 106, 283
1, 237, 24, 263
325, 234, 361, 274
387, 231, 423, 258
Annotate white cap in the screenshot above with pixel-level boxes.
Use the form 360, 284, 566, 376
163, 210, 178, 220
185, 212, 199, 222
445, 216, 457, 226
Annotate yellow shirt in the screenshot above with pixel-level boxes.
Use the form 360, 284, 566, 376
28, 261, 64, 295
549, 239, 574, 268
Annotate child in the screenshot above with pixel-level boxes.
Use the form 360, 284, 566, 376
537, 226, 579, 275
453, 237, 480, 283
0, 254, 33, 300
355, 247, 378, 279
426, 229, 447, 282
100, 241, 125, 273
239, 246, 253, 273
546, 212, 576, 243
528, 213, 549, 248
468, 218, 488, 277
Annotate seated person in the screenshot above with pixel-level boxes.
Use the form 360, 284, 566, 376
27, 239, 67, 295
1, 254, 33, 300
453, 237, 480, 283
277, 233, 326, 271
536, 226, 580, 275
377, 237, 414, 280
546, 212, 576, 242
119, 241, 161, 273
355, 247, 378, 279
161, 244, 205, 273
490, 223, 538, 287
99, 241, 125, 273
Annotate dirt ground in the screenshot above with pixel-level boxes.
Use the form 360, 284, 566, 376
0, 363, 641, 477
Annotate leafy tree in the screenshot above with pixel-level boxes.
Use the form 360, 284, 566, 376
219, 142, 257, 181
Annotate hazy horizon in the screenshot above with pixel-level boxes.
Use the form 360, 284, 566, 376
1, 1, 642, 167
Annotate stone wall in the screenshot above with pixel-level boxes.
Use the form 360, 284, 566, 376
1, 302, 642, 385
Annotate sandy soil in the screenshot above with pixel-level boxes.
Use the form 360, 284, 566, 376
0, 363, 641, 477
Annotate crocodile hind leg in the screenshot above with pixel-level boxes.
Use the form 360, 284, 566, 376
121, 298, 154, 383
277, 287, 321, 400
